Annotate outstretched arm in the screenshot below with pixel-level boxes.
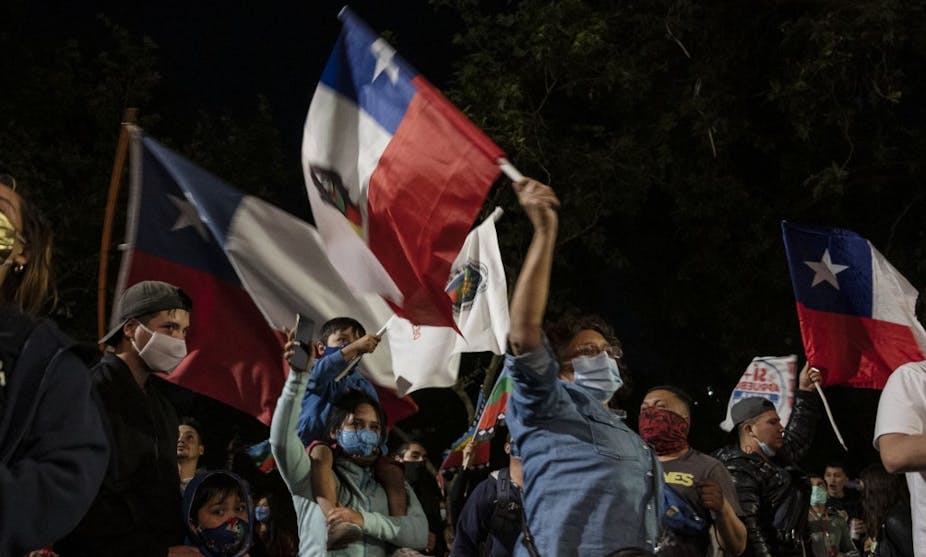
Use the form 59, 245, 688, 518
272, 338, 317, 495
508, 178, 560, 356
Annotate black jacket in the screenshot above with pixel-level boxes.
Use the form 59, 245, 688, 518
57, 352, 183, 557
0, 306, 109, 555
714, 390, 822, 557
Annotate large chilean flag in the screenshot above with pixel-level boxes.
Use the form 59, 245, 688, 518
782, 221, 926, 389
302, 8, 504, 328
112, 131, 416, 426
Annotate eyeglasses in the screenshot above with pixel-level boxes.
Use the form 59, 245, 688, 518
568, 343, 623, 360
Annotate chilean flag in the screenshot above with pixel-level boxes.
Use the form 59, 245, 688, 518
112, 131, 417, 426
302, 7, 504, 328
782, 221, 926, 389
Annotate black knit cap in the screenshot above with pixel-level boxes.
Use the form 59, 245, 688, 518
730, 396, 776, 425
99, 281, 192, 345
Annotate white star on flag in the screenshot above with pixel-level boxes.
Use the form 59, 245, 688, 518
168, 194, 210, 242
371, 38, 399, 84
804, 248, 849, 289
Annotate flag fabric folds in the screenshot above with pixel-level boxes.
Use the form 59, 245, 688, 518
440, 390, 491, 473
113, 131, 416, 426
387, 208, 510, 395
302, 7, 505, 328
782, 222, 926, 389
719, 356, 797, 432
474, 368, 513, 441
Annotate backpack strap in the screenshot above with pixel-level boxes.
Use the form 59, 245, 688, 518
497, 467, 511, 509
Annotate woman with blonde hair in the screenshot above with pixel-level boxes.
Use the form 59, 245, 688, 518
0, 174, 109, 556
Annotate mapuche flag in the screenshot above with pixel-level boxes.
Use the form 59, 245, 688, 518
302, 7, 504, 328
782, 221, 926, 389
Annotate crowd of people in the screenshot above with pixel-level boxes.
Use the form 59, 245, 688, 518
0, 172, 924, 557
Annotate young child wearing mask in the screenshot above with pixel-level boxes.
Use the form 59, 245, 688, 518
182, 470, 254, 557
295, 317, 407, 548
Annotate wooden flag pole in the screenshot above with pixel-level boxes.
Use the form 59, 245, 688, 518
97, 108, 138, 343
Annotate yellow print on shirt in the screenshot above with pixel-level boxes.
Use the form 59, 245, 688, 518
664, 471, 695, 487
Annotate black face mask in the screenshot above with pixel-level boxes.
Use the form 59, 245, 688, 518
404, 461, 425, 484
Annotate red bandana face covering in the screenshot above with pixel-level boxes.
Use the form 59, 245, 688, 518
638, 406, 690, 455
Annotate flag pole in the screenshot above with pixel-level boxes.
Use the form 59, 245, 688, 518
97, 108, 138, 343
335, 314, 397, 382
812, 370, 848, 451
498, 158, 524, 182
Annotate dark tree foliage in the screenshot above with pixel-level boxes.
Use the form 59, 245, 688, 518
0, 10, 293, 336
437, 0, 926, 463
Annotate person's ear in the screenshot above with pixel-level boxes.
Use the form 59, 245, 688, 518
12, 246, 28, 268
123, 319, 139, 340
314, 342, 326, 358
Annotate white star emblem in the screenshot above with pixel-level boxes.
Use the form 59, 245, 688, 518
804, 248, 849, 289
168, 194, 209, 242
371, 38, 399, 84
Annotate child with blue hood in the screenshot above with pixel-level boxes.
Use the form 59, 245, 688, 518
182, 470, 254, 557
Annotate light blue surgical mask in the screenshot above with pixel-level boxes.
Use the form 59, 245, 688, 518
338, 428, 380, 457
572, 351, 623, 402
757, 440, 777, 458
810, 485, 828, 507
254, 506, 270, 523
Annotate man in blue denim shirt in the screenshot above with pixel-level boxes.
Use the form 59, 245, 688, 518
504, 178, 661, 556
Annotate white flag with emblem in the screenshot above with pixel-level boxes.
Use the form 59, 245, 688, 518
386, 208, 509, 395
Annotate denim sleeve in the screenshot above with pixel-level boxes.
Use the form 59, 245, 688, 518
306, 351, 349, 396
507, 337, 566, 421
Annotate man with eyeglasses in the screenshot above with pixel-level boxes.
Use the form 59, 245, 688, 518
503, 178, 661, 556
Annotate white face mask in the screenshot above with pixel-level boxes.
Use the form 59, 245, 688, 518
132, 322, 188, 374
572, 351, 623, 402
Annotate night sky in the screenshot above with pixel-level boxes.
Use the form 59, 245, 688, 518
22, 0, 463, 164
8, 0, 885, 471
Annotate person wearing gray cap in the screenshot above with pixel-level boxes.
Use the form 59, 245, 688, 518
713, 364, 823, 557
57, 280, 201, 557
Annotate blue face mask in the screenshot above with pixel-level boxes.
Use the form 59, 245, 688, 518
254, 506, 270, 523
338, 428, 380, 457
810, 485, 828, 507
195, 517, 251, 557
572, 352, 623, 402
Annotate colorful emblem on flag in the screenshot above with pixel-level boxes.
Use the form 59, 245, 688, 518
307, 164, 362, 235
302, 7, 505, 327
446, 260, 487, 315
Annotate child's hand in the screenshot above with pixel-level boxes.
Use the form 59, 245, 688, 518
341, 334, 381, 360
327, 506, 364, 528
